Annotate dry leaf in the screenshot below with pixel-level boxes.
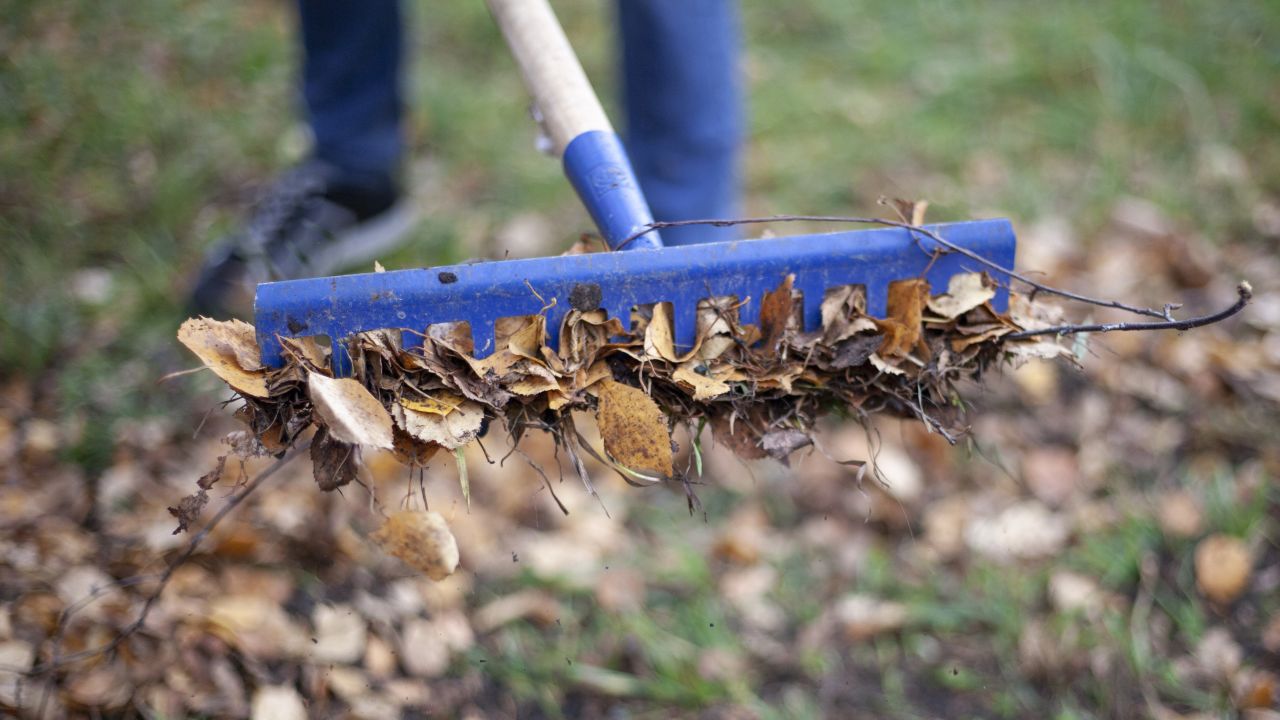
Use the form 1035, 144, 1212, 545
393, 400, 484, 450
311, 426, 358, 491
177, 318, 270, 397
879, 279, 930, 356
835, 594, 909, 640
1158, 490, 1203, 539
399, 392, 465, 416
927, 272, 996, 319
371, 510, 459, 581
643, 302, 693, 362
308, 371, 394, 449
759, 274, 796, 351
595, 379, 672, 477
869, 353, 905, 376
672, 362, 731, 401
391, 425, 440, 466
251, 686, 307, 720
311, 604, 367, 664
1195, 534, 1252, 603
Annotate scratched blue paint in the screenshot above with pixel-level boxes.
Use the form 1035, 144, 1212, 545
562, 130, 663, 251
255, 219, 1017, 374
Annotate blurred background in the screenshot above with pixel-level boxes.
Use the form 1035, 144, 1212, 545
2, 1, 1279, 717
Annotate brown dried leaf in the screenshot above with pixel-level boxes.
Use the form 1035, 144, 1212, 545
311, 426, 359, 491
927, 272, 996, 320
595, 379, 672, 477
177, 317, 270, 397
371, 510, 459, 581
307, 371, 394, 449
760, 428, 813, 462
878, 279, 930, 356
759, 274, 796, 350
391, 425, 441, 467
168, 489, 208, 534
830, 333, 882, 369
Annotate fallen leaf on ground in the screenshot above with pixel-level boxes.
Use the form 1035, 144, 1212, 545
1158, 490, 1203, 539
1195, 534, 1251, 603
834, 594, 909, 639
251, 686, 307, 720
965, 501, 1070, 562
311, 604, 368, 664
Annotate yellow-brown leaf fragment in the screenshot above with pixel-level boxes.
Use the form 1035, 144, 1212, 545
879, 279, 930, 356
595, 379, 672, 477
759, 274, 796, 350
927, 272, 996, 320
673, 362, 731, 401
371, 510, 459, 581
307, 371, 395, 449
177, 318, 270, 398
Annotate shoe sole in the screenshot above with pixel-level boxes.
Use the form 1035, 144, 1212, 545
305, 201, 421, 277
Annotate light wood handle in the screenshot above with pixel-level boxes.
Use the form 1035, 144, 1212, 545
485, 0, 612, 155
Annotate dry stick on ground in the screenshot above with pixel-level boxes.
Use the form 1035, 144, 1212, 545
22, 441, 310, 677
619, 215, 1252, 330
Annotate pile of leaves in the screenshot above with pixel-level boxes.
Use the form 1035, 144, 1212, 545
177, 270, 1069, 509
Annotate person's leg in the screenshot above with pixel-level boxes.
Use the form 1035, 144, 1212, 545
618, 0, 742, 246
190, 0, 412, 315
299, 0, 405, 195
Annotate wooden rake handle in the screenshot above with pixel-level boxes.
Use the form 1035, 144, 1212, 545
485, 0, 612, 155
484, 0, 661, 250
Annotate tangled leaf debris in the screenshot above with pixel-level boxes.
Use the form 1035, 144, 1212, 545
174, 269, 1072, 546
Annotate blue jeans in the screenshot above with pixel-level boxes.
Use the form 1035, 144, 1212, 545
298, 0, 741, 245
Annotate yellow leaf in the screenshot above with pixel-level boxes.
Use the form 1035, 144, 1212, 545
672, 363, 731, 401
595, 379, 672, 478
399, 392, 465, 416
509, 374, 560, 397
177, 317, 270, 398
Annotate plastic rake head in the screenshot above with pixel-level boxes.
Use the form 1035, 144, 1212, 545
254, 218, 1017, 374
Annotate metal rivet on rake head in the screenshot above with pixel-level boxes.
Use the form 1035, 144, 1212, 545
438, 271, 458, 284
569, 282, 603, 312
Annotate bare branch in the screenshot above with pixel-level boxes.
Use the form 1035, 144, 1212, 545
620, 214, 1203, 321
1006, 283, 1252, 340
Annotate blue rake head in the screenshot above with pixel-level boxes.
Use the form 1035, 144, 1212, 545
254, 218, 1017, 374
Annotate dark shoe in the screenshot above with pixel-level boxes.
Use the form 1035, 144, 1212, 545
190, 160, 417, 317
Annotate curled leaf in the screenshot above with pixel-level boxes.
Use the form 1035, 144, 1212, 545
308, 371, 395, 449
177, 318, 270, 397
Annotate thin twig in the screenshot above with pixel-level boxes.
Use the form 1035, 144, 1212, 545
1006, 283, 1251, 340
25, 441, 309, 676
619, 214, 1191, 320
